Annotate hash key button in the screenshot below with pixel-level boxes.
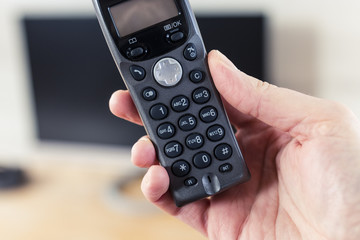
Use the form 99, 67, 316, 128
172, 160, 190, 177
214, 144, 232, 160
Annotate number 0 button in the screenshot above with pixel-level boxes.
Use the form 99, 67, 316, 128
150, 104, 168, 120
193, 152, 212, 169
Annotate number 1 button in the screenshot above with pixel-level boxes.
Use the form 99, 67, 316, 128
150, 104, 168, 120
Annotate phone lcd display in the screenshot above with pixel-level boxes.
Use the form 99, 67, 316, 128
109, 0, 179, 37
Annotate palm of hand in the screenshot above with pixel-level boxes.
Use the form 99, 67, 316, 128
205, 112, 358, 240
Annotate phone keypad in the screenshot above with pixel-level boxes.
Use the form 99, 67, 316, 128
131, 43, 238, 192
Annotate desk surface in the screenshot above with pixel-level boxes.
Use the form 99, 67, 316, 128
0, 158, 206, 240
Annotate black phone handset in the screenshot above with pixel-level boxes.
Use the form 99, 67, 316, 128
92, 0, 250, 207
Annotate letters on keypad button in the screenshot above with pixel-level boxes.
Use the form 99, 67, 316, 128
157, 123, 176, 139
193, 87, 211, 104
178, 114, 197, 131
207, 125, 225, 141
165, 141, 183, 158
186, 133, 204, 150
200, 106, 218, 123
171, 95, 190, 112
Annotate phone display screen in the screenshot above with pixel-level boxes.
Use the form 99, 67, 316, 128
109, 0, 179, 37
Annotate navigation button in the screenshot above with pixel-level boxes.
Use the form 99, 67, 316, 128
153, 58, 183, 87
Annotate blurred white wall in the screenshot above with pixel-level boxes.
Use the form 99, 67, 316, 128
0, 0, 359, 160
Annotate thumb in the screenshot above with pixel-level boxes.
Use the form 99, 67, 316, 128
208, 50, 327, 137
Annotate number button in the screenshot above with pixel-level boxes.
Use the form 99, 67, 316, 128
150, 104, 168, 120
172, 160, 190, 177
214, 144, 232, 160
142, 87, 157, 101
157, 123, 175, 139
171, 95, 190, 112
207, 125, 225, 141
200, 106, 218, 123
193, 87, 211, 104
178, 114, 197, 131
164, 141, 183, 158
193, 152, 212, 169
186, 133, 204, 150
190, 70, 204, 83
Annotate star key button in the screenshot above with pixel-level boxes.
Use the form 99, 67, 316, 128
172, 160, 191, 177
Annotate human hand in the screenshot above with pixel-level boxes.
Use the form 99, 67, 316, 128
109, 50, 360, 239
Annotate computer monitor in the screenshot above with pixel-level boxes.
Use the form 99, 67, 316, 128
23, 15, 265, 147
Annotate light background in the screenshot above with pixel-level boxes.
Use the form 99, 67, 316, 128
0, 0, 360, 160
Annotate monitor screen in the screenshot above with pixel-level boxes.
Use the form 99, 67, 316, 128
23, 15, 265, 147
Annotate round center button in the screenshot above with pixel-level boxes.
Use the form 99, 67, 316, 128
153, 58, 183, 87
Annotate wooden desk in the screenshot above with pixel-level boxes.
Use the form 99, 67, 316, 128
0, 157, 206, 240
